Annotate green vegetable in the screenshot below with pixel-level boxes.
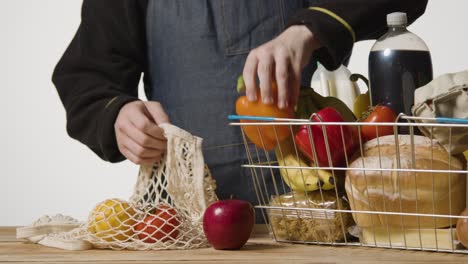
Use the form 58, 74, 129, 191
296, 87, 356, 122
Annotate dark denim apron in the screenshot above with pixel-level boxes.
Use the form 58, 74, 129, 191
146, 0, 318, 221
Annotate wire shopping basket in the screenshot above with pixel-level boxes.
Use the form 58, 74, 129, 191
229, 113, 468, 254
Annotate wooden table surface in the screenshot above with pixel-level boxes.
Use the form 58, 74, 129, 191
1, 227, 467, 264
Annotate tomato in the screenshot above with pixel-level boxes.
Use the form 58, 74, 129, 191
136, 204, 180, 243
361, 105, 397, 141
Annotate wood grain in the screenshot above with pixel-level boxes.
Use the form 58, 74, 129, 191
0, 227, 21, 242
0, 227, 467, 264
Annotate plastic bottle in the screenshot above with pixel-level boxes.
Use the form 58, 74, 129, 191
310, 63, 361, 111
368, 12, 433, 116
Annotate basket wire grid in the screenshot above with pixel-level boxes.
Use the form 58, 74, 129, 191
229, 114, 468, 254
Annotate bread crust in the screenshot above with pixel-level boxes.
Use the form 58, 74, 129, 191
345, 135, 466, 228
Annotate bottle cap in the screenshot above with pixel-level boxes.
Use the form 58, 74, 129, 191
387, 12, 407, 26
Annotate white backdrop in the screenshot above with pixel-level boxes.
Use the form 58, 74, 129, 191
1, 1, 467, 226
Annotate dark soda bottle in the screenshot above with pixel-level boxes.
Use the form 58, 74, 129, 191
369, 12, 433, 118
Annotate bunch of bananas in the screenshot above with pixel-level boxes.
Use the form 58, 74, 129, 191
275, 137, 335, 192
274, 87, 356, 193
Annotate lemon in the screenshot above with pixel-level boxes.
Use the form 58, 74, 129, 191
87, 198, 137, 242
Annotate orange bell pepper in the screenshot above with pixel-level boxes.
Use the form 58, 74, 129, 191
235, 79, 294, 150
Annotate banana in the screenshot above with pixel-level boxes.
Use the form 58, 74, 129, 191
315, 165, 335, 190
275, 137, 335, 192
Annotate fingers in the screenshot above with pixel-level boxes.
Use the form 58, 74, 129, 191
275, 51, 290, 109
132, 115, 166, 141
144, 101, 170, 125
243, 43, 296, 109
122, 133, 162, 159
244, 46, 276, 105
123, 122, 167, 151
120, 147, 161, 165
242, 25, 318, 109
244, 46, 275, 105
127, 104, 166, 141
257, 50, 274, 105
115, 101, 168, 165
243, 52, 259, 102
116, 130, 162, 165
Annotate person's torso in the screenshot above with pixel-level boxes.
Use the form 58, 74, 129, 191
145, 0, 319, 209
146, 0, 317, 148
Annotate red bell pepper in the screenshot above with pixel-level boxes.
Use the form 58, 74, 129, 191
294, 107, 359, 167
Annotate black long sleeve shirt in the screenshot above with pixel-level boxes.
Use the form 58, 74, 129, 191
52, 0, 428, 162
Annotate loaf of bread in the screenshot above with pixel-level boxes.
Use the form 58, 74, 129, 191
360, 227, 458, 250
345, 135, 466, 229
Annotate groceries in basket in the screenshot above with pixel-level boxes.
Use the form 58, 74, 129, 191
235, 76, 294, 150
412, 70, 468, 155
294, 107, 360, 167
359, 105, 397, 141
276, 137, 335, 192
235, 81, 360, 154
369, 12, 433, 117
296, 87, 357, 122
269, 191, 352, 243
310, 63, 361, 111
273, 89, 358, 193
457, 208, 468, 248
459, 153, 468, 249
345, 134, 466, 249
346, 135, 466, 229
359, 226, 458, 250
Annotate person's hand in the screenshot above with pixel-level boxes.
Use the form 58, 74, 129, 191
114, 101, 169, 165
243, 25, 321, 109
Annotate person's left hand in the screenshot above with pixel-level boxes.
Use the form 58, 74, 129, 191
242, 25, 321, 109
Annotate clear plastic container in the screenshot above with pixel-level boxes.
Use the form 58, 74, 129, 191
368, 12, 433, 116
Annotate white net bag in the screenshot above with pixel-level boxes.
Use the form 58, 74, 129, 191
18, 123, 218, 250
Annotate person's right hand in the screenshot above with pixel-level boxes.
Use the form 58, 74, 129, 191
114, 101, 169, 165
242, 25, 320, 109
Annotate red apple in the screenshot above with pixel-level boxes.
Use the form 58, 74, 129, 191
203, 199, 255, 250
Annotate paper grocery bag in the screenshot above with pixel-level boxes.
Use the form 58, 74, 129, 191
412, 70, 468, 155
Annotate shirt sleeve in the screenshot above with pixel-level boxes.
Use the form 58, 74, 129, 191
286, 0, 429, 70
52, 0, 148, 162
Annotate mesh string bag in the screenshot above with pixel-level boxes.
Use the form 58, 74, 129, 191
27, 123, 218, 250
